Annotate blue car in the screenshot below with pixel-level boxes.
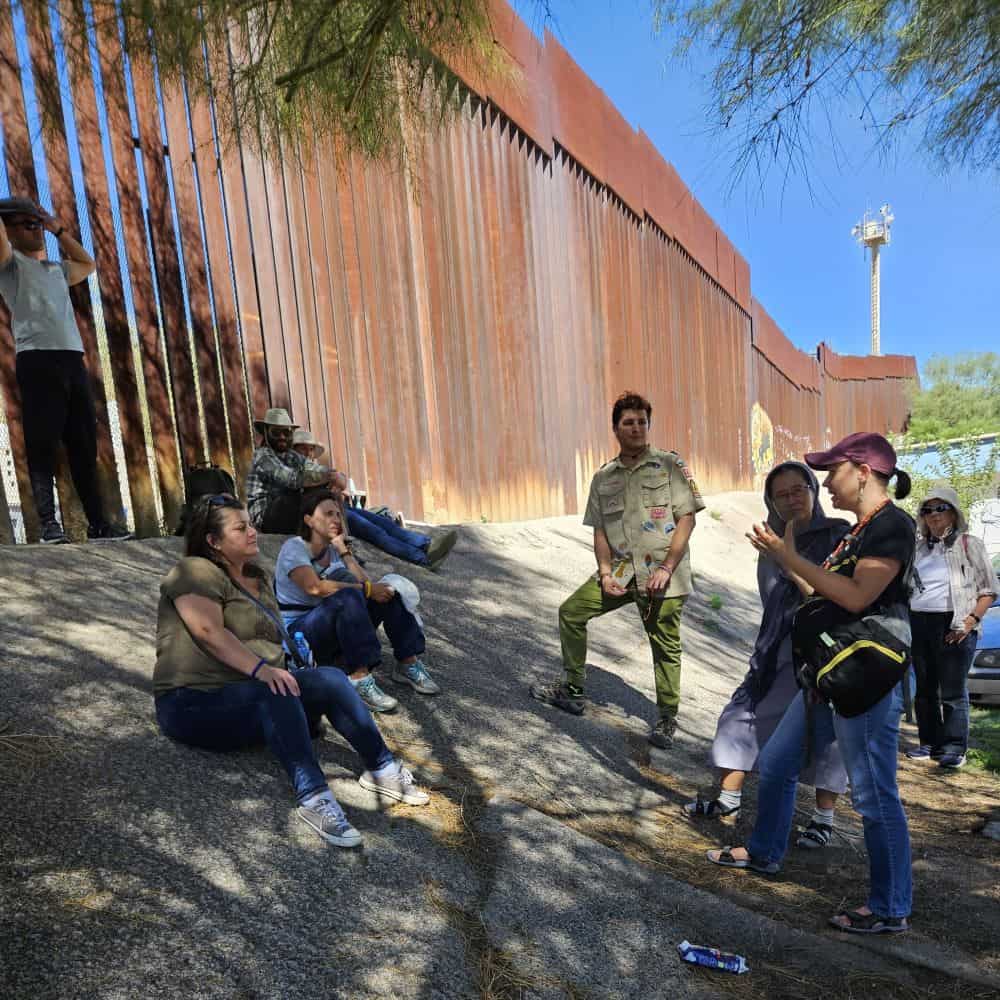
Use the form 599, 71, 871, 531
969, 593, 1000, 707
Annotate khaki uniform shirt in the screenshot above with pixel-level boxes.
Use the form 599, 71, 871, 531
583, 446, 705, 596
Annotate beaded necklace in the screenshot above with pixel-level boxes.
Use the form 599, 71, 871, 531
821, 498, 891, 570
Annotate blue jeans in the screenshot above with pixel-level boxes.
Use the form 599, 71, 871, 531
289, 587, 425, 669
346, 507, 430, 564
747, 686, 912, 918
155, 668, 394, 803
910, 610, 977, 755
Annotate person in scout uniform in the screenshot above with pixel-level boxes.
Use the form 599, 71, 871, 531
531, 391, 704, 748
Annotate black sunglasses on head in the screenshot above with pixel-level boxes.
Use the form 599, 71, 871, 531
919, 503, 953, 515
206, 493, 242, 508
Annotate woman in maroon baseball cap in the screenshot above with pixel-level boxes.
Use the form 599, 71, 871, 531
707, 432, 916, 935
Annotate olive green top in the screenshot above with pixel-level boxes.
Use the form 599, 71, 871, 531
154, 556, 285, 695
583, 445, 705, 595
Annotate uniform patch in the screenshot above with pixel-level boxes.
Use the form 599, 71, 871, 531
662, 522, 675, 535
642, 520, 658, 532
650, 506, 668, 519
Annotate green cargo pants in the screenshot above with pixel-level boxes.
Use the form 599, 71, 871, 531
559, 576, 686, 718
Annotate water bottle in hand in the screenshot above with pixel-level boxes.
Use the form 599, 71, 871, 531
293, 631, 315, 668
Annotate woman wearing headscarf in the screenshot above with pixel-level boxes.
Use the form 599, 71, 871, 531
907, 485, 997, 768
684, 462, 850, 848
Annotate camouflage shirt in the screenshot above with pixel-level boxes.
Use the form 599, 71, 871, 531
583, 446, 705, 595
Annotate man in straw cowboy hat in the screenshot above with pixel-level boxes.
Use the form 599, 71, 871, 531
0, 195, 130, 543
246, 409, 340, 534
291, 425, 458, 572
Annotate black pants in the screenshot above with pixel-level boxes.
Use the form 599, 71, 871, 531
259, 490, 303, 534
910, 610, 977, 756
15, 350, 105, 528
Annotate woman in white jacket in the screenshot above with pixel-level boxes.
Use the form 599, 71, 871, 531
907, 485, 997, 768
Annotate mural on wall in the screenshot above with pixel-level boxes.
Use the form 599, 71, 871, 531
750, 402, 774, 489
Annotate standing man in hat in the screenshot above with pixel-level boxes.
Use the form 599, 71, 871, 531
0, 196, 130, 543
530, 391, 705, 749
246, 409, 341, 534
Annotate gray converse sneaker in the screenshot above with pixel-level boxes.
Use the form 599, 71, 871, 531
359, 764, 430, 805
297, 795, 362, 848
391, 659, 440, 695
352, 673, 398, 713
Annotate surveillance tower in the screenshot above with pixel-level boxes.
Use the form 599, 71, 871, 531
851, 205, 894, 356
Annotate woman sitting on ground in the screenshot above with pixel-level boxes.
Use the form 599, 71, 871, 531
684, 461, 849, 848
274, 490, 441, 715
154, 494, 429, 850
907, 485, 996, 768
706, 433, 915, 936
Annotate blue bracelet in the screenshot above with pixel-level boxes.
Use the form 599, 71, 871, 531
250, 658, 267, 679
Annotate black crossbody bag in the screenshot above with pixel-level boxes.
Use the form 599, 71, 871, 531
791, 507, 913, 718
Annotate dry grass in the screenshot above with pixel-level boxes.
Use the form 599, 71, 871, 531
0, 719, 64, 760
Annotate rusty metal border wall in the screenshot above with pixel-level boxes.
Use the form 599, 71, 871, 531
0, 0, 916, 541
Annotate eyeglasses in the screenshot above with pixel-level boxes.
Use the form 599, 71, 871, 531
920, 503, 953, 515
772, 485, 812, 503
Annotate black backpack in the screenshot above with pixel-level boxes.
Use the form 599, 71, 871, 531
174, 464, 237, 535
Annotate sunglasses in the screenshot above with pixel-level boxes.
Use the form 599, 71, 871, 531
919, 503, 953, 515
4, 217, 42, 230
206, 493, 242, 508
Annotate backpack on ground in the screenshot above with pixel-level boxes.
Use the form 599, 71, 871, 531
174, 464, 237, 535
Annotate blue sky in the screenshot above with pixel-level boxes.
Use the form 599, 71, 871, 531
512, 1, 998, 373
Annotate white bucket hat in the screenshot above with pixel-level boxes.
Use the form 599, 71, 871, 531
292, 428, 325, 458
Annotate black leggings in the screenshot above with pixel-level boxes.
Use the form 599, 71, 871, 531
15, 350, 105, 527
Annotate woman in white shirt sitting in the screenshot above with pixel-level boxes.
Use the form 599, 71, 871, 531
907, 486, 997, 768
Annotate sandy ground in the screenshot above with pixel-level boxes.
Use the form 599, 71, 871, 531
1, 491, 997, 999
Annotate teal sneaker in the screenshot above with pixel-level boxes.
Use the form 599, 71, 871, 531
391, 659, 440, 695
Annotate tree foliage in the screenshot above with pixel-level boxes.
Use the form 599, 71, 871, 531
34, 0, 500, 162
905, 352, 1000, 442
652, 1, 1000, 176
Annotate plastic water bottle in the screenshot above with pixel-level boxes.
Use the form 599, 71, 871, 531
293, 631, 315, 668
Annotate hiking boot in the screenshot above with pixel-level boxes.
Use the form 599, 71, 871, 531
87, 521, 133, 542
351, 673, 398, 713
425, 530, 458, 571
359, 763, 430, 805
938, 753, 966, 769
904, 745, 933, 760
297, 795, 362, 848
40, 521, 69, 544
391, 659, 440, 695
648, 715, 677, 749
529, 681, 585, 716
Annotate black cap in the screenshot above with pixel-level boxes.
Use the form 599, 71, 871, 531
0, 196, 43, 219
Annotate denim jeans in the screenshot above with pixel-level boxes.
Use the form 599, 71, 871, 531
747, 686, 912, 918
155, 667, 394, 803
910, 610, 977, 755
289, 587, 425, 670
346, 507, 430, 564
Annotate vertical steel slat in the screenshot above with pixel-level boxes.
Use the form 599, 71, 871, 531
186, 90, 254, 491
90, 31, 182, 533
159, 83, 230, 469
0, 0, 39, 540
128, 59, 205, 468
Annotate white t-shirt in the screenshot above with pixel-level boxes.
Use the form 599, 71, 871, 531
0, 250, 84, 352
910, 546, 952, 613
